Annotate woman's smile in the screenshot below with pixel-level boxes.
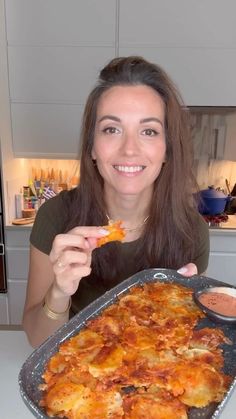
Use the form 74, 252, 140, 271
113, 164, 146, 175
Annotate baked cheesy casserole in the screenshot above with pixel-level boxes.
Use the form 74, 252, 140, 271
39, 282, 232, 418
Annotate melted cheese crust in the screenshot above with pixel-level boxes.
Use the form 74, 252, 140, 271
97, 220, 126, 247
40, 282, 232, 418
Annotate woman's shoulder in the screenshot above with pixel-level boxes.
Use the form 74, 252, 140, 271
30, 189, 78, 254
37, 188, 77, 215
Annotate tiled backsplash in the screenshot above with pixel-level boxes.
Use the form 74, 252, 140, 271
195, 159, 236, 193
189, 107, 236, 192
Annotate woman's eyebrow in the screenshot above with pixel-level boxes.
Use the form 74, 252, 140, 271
97, 115, 163, 126
140, 117, 163, 126
97, 115, 121, 123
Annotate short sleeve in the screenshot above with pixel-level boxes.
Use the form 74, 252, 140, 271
30, 192, 68, 255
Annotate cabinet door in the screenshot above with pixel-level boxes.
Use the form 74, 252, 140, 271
11, 103, 83, 158
207, 253, 236, 286
8, 46, 115, 158
119, 0, 236, 106
119, 47, 236, 107
6, 247, 29, 279
0, 294, 9, 324
5, 228, 30, 324
8, 280, 27, 324
207, 231, 236, 286
119, 0, 236, 48
4, 0, 117, 158
8, 46, 115, 105
5, 0, 117, 46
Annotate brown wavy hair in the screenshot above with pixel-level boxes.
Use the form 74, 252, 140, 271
65, 56, 200, 285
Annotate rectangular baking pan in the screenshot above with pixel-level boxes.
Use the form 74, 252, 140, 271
19, 268, 236, 419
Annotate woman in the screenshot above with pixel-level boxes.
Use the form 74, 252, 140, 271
23, 56, 209, 347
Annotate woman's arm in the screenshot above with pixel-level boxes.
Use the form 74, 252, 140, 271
23, 226, 109, 348
22, 245, 70, 348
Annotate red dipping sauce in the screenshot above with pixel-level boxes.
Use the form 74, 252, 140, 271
199, 292, 236, 317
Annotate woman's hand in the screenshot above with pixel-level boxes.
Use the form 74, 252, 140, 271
49, 226, 109, 297
177, 263, 198, 277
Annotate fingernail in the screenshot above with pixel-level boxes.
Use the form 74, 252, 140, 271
99, 228, 109, 235
177, 267, 188, 274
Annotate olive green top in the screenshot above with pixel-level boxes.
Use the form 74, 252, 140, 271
30, 191, 209, 314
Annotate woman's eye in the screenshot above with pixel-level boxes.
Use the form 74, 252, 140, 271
102, 127, 119, 134
143, 128, 158, 136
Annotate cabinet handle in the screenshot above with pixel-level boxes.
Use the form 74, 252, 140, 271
0, 244, 4, 255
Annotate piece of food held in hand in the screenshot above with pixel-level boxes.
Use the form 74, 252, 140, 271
39, 282, 233, 418
97, 220, 126, 247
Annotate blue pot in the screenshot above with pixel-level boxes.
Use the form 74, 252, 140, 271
198, 187, 231, 215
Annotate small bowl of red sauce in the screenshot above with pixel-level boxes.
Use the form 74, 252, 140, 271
194, 286, 236, 324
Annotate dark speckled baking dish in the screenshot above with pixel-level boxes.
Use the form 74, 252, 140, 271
19, 268, 236, 419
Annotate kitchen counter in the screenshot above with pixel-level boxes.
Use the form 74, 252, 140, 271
209, 214, 236, 230
0, 330, 235, 418
5, 214, 236, 230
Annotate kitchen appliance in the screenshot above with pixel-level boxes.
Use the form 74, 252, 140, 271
0, 173, 7, 292
198, 186, 232, 215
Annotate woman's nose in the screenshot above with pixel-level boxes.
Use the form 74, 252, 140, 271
120, 131, 140, 155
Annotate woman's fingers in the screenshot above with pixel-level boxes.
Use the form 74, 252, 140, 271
50, 226, 109, 263
177, 263, 198, 277
49, 226, 109, 297
51, 248, 92, 296
54, 248, 90, 273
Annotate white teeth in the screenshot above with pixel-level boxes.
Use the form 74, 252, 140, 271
114, 165, 144, 173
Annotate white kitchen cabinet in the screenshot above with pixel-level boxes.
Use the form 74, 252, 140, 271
8, 45, 115, 158
8, 46, 115, 104
119, 0, 236, 106
119, 47, 236, 107
5, 0, 117, 46
2, 0, 117, 158
11, 103, 84, 158
206, 229, 236, 286
4, 227, 30, 325
0, 294, 9, 324
119, 0, 236, 48
2, 0, 236, 157
7, 280, 28, 324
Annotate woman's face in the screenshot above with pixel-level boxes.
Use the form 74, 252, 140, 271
92, 85, 166, 198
